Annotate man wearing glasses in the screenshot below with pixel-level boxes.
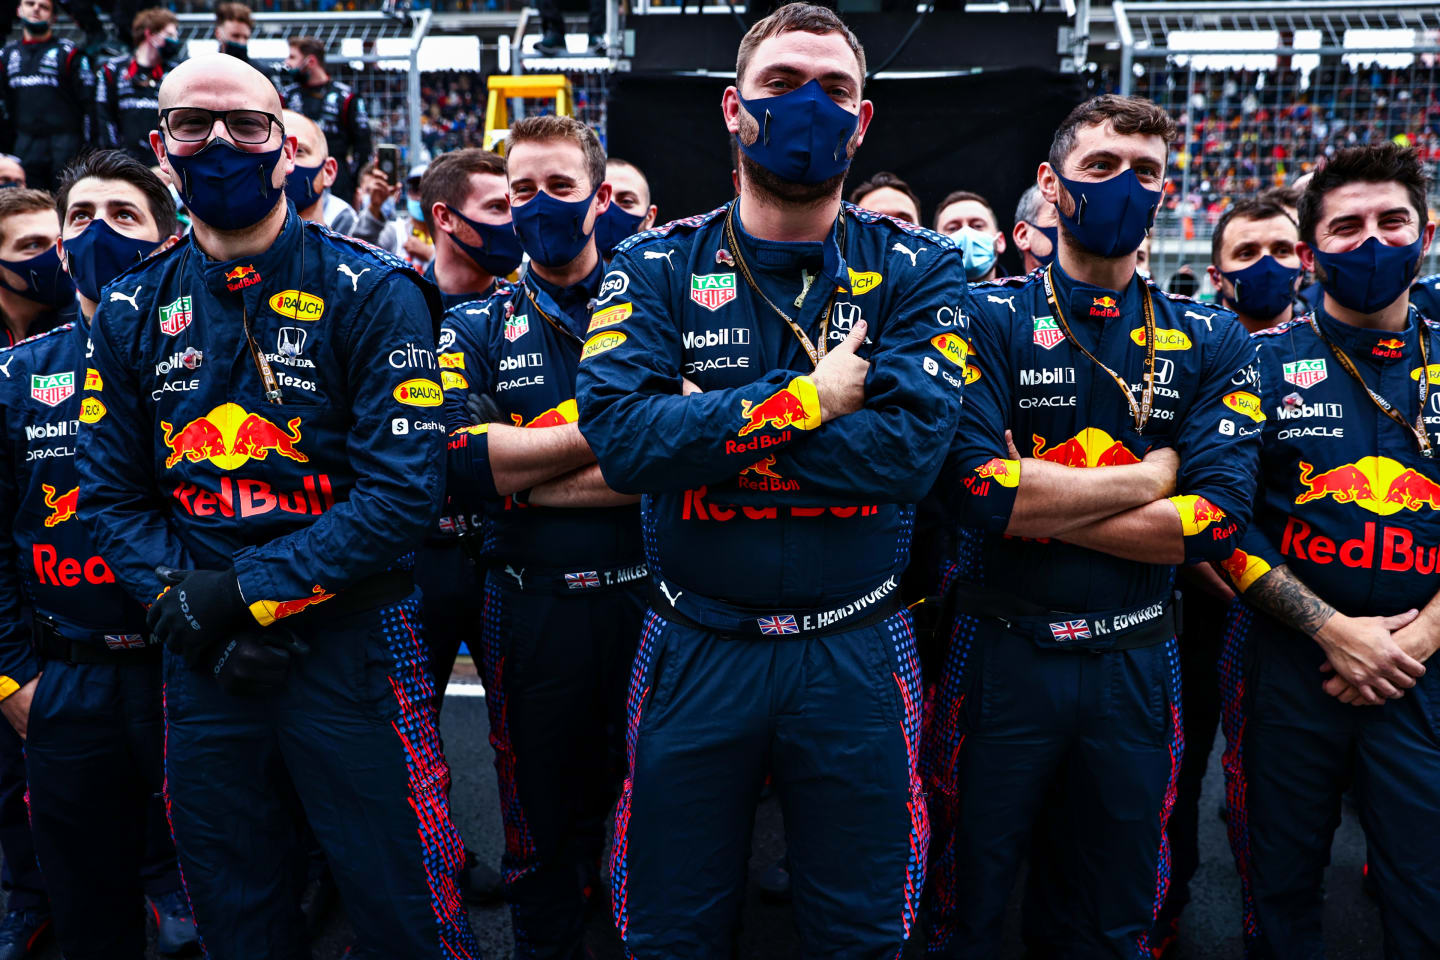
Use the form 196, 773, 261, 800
74, 54, 479, 957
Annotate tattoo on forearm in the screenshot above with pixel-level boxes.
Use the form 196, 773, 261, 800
1247, 565, 1336, 636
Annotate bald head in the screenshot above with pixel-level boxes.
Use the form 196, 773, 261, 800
158, 53, 283, 115
283, 109, 329, 164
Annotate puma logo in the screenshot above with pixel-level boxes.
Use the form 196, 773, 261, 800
504, 565, 525, 590
643, 249, 677, 268
892, 242, 925, 267
658, 580, 683, 607
987, 294, 1016, 312
0, 355, 12, 378
337, 264, 370, 291
1185, 309, 1216, 331
109, 285, 142, 309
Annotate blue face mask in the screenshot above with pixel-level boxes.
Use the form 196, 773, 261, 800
444, 205, 524, 278
951, 226, 998, 280
406, 198, 425, 223
1221, 255, 1301, 322
594, 204, 646, 259
737, 79, 860, 186
284, 162, 324, 212
1027, 222, 1059, 267
0, 246, 76, 308
1055, 169, 1161, 259
1313, 234, 1425, 316
510, 188, 596, 268
63, 218, 161, 303
167, 137, 286, 232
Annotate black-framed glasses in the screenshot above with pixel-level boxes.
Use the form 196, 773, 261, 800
160, 107, 283, 145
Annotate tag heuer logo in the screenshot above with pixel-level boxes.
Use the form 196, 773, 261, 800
690, 273, 737, 312
1032, 315, 1065, 350
504, 314, 530, 343
1283, 358, 1327, 389
31, 372, 74, 407
158, 296, 193, 336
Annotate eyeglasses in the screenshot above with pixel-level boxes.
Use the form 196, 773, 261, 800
160, 107, 283, 145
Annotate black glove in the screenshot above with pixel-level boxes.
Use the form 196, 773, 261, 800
210, 629, 307, 698
148, 567, 250, 669
465, 391, 504, 426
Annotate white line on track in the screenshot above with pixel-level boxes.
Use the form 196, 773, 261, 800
445, 683, 487, 698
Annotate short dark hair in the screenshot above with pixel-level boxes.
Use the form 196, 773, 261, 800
607, 157, 652, 207
507, 116, 606, 195
736, 3, 866, 92
849, 171, 921, 221
56, 150, 179, 242
1210, 197, 1296, 265
1048, 94, 1177, 173
130, 7, 176, 48
215, 2, 252, 27
933, 190, 995, 232
288, 36, 326, 67
0, 188, 56, 248
420, 148, 507, 237
1296, 142, 1429, 246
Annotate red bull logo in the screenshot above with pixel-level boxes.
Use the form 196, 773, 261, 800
1373, 337, 1406, 359
224, 264, 261, 292
682, 486, 878, 522
974, 457, 1020, 487
40, 484, 78, 527
1031, 428, 1139, 468
737, 377, 821, 438
32, 545, 114, 587
511, 398, 578, 428
171, 474, 335, 518
1282, 516, 1440, 574
1090, 296, 1120, 318
251, 585, 335, 625
160, 403, 308, 470
741, 455, 782, 479
1220, 548, 1271, 591
1295, 456, 1440, 516
737, 454, 798, 492
1171, 494, 1229, 537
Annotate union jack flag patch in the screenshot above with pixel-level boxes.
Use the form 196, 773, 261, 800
103, 634, 148, 650
1049, 619, 1091, 642
565, 571, 601, 589
757, 615, 799, 635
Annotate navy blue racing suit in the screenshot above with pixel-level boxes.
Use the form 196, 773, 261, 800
576, 201, 969, 958
442, 263, 645, 959
74, 210, 479, 959
922, 263, 1261, 959
1218, 304, 1440, 960
0, 320, 184, 959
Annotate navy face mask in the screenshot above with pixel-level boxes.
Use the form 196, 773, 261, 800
284, 162, 324, 212
594, 204, 645, 259
510, 189, 596, 268
1313, 234, 1425, 316
1027, 222, 1059, 267
1221, 255, 1301, 322
1055, 168, 1161, 259
222, 40, 249, 61
444, 204, 524, 278
0, 246, 76, 308
737, 79, 860, 185
63, 218, 161, 303
167, 137, 287, 232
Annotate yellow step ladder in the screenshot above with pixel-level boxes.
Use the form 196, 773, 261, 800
483, 74, 575, 154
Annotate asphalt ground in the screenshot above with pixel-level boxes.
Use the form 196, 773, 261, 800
10, 673, 1385, 959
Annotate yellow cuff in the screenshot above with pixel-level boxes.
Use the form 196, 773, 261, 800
1220, 549, 1272, 593
248, 586, 334, 626
787, 376, 824, 430
0, 676, 21, 702
1169, 494, 1227, 536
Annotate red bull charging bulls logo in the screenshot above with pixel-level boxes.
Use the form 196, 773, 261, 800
160, 403, 308, 470
40, 484, 78, 527
1031, 428, 1139, 468
1295, 456, 1440, 515
737, 378, 822, 438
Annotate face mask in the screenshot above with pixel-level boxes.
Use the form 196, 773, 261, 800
510, 188, 596, 268
736, 79, 860, 185
222, 40, 248, 60
1027, 222, 1059, 267
167, 137, 286, 232
156, 35, 181, 62
1313, 234, 1425, 316
1055, 168, 1161, 259
1221, 255, 1301, 322
0, 180, 20, 190
285, 162, 324, 212
282, 62, 306, 83
0, 246, 75, 308
444, 205, 523, 278
593, 204, 645, 259
406, 198, 425, 222
63, 217, 160, 303
20, 17, 47, 34
950, 226, 998, 281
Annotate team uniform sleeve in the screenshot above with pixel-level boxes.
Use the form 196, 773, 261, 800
94, 63, 117, 148
75, 308, 194, 606
576, 252, 825, 495
440, 306, 499, 503
1218, 337, 1285, 592
1167, 317, 1264, 564
943, 301, 1021, 532
0, 370, 37, 699
231, 273, 445, 621
348, 94, 372, 183
68, 48, 94, 141
735, 253, 971, 505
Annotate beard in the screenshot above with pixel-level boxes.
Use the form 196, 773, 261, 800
737, 150, 846, 207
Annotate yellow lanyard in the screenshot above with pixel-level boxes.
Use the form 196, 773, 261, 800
1307, 313, 1432, 458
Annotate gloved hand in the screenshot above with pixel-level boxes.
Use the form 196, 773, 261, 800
149, 567, 249, 669
465, 391, 504, 426
211, 629, 307, 698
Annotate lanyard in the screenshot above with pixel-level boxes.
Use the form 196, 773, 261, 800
722, 203, 845, 368
522, 279, 584, 348
1043, 264, 1156, 434
1306, 313, 1432, 458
